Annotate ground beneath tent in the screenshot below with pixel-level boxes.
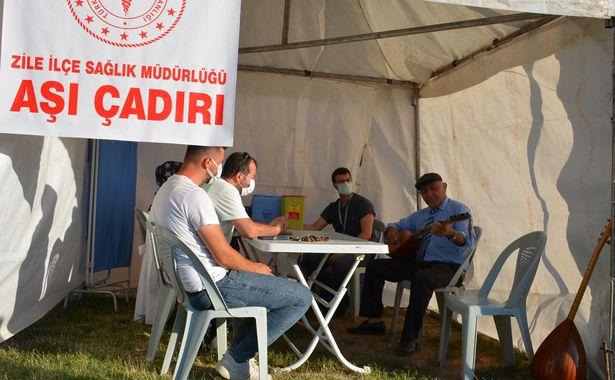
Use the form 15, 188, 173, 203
0, 294, 530, 379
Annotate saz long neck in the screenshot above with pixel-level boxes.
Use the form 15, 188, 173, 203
567, 220, 612, 321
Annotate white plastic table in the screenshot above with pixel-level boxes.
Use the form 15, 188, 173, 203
241, 231, 388, 374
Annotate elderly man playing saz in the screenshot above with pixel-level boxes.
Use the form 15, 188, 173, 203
348, 173, 475, 356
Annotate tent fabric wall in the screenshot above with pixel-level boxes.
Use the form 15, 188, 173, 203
0, 135, 87, 342
232, 71, 417, 225
420, 17, 612, 372
426, 0, 615, 18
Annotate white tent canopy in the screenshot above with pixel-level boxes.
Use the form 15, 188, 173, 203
238, 0, 552, 85
1, 0, 613, 377
430, 0, 615, 18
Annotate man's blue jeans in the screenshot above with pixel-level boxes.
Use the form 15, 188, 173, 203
188, 271, 312, 363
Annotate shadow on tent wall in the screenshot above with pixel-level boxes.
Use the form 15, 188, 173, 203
0, 135, 88, 341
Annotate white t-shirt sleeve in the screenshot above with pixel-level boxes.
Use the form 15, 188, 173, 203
214, 185, 249, 222
183, 188, 220, 230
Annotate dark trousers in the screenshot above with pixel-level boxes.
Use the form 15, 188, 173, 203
299, 253, 357, 295
360, 258, 458, 342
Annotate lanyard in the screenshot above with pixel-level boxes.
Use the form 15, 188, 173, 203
337, 195, 352, 234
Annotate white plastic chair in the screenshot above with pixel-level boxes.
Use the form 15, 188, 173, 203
438, 231, 547, 380
149, 220, 269, 380
390, 226, 483, 338
349, 219, 386, 319
135, 210, 178, 364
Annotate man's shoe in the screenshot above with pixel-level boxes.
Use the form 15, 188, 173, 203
347, 320, 386, 335
247, 358, 273, 380
395, 339, 419, 356
215, 353, 248, 379
215, 353, 272, 380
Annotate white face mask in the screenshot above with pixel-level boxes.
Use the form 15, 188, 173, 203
338, 181, 354, 196
206, 158, 221, 180
239, 176, 256, 197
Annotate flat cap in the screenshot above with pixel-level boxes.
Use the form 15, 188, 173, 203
415, 172, 442, 189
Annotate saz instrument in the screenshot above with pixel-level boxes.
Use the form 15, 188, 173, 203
531, 219, 612, 380
388, 213, 471, 261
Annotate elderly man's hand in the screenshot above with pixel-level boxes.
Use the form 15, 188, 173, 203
385, 228, 400, 245
432, 220, 454, 238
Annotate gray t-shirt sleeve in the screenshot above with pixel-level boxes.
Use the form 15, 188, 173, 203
211, 183, 249, 222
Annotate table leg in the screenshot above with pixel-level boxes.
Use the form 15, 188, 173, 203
239, 238, 277, 269
238, 237, 261, 263
275, 254, 371, 374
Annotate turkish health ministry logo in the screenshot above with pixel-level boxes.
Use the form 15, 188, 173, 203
67, 0, 186, 47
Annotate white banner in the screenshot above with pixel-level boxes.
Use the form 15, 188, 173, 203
0, 0, 240, 146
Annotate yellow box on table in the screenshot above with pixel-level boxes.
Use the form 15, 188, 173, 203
281, 195, 306, 230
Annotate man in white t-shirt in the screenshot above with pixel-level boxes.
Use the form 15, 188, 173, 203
203, 151, 286, 242
150, 145, 312, 380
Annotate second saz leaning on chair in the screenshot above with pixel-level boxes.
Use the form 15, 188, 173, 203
149, 145, 312, 380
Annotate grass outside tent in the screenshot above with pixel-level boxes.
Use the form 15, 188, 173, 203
0, 294, 530, 379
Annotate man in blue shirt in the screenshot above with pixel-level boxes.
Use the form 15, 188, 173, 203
348, 173, 475, 356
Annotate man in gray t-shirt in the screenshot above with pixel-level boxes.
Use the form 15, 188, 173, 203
203, 151, 286, 242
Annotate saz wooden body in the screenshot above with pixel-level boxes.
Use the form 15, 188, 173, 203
387, 213, 471, 261
531, 220, 612, 380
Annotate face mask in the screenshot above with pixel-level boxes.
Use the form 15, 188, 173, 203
206, 158, 221, 180
240, 178, 256, 197
338, 181, 354, 196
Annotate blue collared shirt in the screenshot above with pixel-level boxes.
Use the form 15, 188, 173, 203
387, 197, 475, 265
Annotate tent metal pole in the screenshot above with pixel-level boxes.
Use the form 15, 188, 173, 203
238, 65, 417, 87
428, 15, 561, 82
414, 87, 421, 210
91, 139, 99, 286
239, 13, 548, 54
610, 19, 615, 380
85, 139, 99, 287
282, 0, 291, 45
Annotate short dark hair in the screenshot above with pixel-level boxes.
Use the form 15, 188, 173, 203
184, 145, 224, 163
331, 167, 351, 183
221, 152, 258, 178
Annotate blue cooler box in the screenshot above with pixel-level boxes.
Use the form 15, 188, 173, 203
251, 195, 282, 223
